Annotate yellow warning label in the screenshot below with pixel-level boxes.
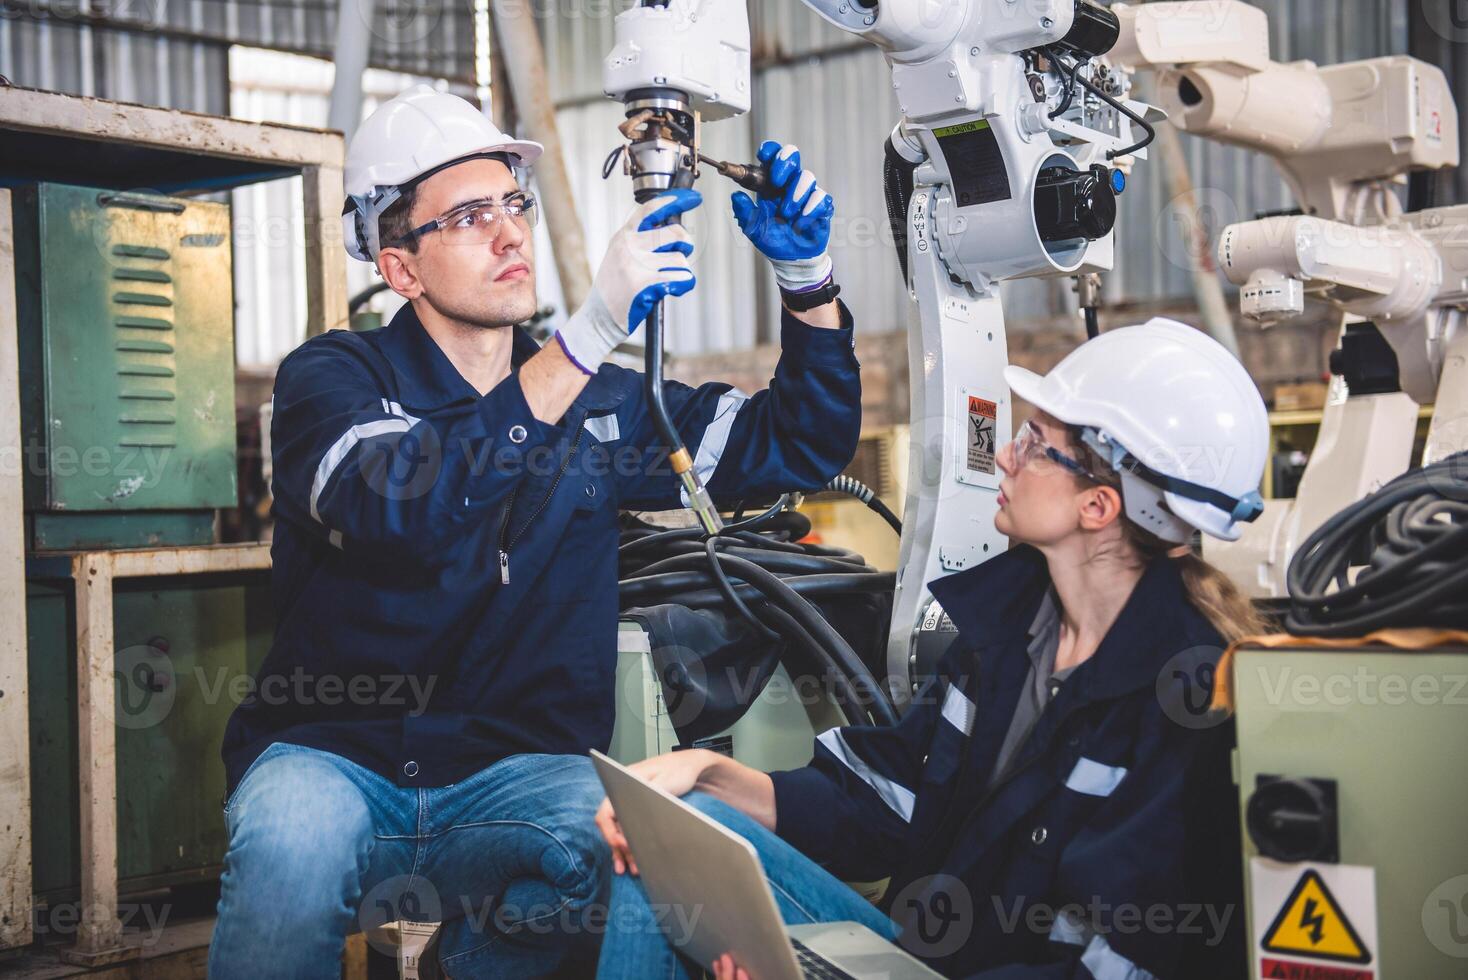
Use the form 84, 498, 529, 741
1261, 869, 1372, 965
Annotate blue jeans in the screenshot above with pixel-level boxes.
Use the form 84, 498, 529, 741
209, 743, 610, 979
595, 792, 899, 980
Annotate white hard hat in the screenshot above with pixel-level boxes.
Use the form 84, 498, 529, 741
1004, 317, 1268, 542
342, 84, 544, 262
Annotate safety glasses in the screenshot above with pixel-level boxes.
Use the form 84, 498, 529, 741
391, 192, 539, 248
1012, 419, 1104, 483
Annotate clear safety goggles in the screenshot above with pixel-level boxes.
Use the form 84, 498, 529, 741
1012, 419, 1103, 483
391, 192, 539, 248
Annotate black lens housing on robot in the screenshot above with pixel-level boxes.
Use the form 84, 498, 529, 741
1033, 163, 1117, 243
1053, 0, 1121, 60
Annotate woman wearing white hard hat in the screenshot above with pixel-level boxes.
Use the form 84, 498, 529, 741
596, 318, 1267, 980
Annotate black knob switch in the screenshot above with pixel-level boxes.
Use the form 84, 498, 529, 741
1247, 776, 1339, 863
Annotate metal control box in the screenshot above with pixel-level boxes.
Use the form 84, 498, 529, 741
11, 183, 237, 549
1233, 646, 1468, 978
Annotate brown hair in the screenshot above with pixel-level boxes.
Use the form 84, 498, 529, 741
377, 184, 421, 254
1067, 427, 1267, 644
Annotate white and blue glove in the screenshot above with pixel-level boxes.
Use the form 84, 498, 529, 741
731, 141, 835, 293
554, 189, 701, 375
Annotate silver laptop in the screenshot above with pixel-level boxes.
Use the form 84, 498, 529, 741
590, 750, 944, 980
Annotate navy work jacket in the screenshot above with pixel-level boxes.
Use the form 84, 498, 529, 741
770, 546, 1247, 979
222, 301, 861, 793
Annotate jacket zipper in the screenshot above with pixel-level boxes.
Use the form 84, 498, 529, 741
498, 425, 584, 585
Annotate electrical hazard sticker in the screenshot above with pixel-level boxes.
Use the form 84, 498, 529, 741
1252, 860, 1377, 980
966, 396, 997, 475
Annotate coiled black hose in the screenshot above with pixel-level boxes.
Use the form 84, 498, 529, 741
1286, 452, 1468, 636
623, 548, 899, 726
618, 504, 899, 727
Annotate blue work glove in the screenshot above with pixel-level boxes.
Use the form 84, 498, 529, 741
731, 140, 835, 292
554, 189, 700, 375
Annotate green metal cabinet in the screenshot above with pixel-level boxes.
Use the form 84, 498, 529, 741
11, 183, 238, 549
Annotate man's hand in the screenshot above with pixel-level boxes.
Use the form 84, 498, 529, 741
593, 749, 721, 876
553, 189, 702, 375
731, 141, 835, 294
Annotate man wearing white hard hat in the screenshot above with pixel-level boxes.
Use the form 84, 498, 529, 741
211, 85, 859, 977
595, 319, 1267, 979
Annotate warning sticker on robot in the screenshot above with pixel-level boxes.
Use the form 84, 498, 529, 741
966, 396, 997, 475
1251, 860, 1377, 980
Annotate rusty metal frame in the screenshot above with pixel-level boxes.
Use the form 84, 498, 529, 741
0, 187, 34, 954
61, 544, 272, 965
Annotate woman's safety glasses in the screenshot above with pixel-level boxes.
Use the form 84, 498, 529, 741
391, 193, 539, 248
1012, 419, 1104, 484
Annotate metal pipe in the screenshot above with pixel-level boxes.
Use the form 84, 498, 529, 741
489, 0, 593, 314
327, 0, 374, 141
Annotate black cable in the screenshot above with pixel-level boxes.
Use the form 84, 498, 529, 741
620, 547, 898, 726
655, 552, 899, 726
602, 145, 626, 180
1048, 49, 1084, 120
757, 605, 870, 727
617, 502, 800, 559
1286, 453, 1468, 636
348, 281, 392, 315
619, 571, 896, 609
826, 475, 902, 535
704, 537, 781, 643
1069, 62, 1156, 159
627, 544, 874, 583
883, 137, 918, 286
1084, 306, 1100, 339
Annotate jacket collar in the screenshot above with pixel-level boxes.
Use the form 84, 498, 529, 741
376, 304, 627, 412
928, 544, 1204, 702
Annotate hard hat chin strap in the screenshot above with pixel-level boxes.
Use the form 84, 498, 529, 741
1078, 428, 1265, 525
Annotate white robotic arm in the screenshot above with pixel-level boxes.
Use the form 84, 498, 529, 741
1105, 1, 1464, 599
801, 0, 1158, 700
1113, 1, 1457, 222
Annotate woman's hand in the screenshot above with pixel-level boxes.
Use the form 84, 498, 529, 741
593, 749, 721, 875
712, 952, 750, 980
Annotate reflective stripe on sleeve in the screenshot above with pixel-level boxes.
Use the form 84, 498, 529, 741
680, 388, 749, 506
816, 727, 916, 823
940, 683, 977, 736
310, 417, 415, 523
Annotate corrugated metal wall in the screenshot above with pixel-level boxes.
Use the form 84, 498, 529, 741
0, 15, 230, 113
0, 0, 476, 86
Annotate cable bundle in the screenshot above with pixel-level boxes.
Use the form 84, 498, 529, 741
1286, 452, 1468, 636
618, 487, 900, 726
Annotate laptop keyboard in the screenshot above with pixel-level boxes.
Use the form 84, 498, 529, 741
792, 938, 858, 980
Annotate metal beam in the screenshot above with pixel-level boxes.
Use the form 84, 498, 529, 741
489, 0, 593, 315
63, 553, 138, 965
54, 544, 270, 963
304, 164, 352, 336
0, 86, 344, 170
328, 0, 375, 143
0, 187, 34, 953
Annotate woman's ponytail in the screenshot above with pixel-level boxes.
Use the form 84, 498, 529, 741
1172, 551, 1268, 644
